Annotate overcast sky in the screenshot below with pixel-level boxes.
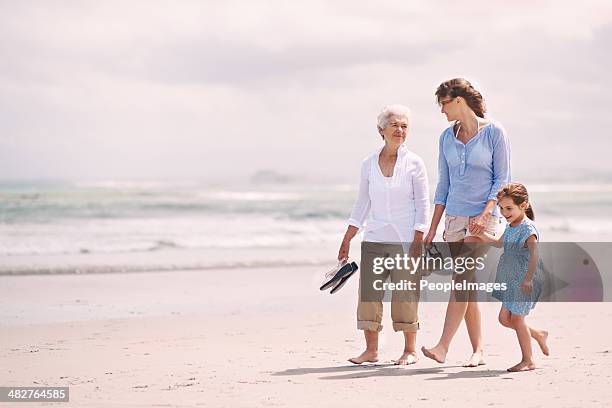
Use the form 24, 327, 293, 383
0, 1, 610, 185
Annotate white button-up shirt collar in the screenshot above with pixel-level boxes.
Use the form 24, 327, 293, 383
348, 144, 430, 242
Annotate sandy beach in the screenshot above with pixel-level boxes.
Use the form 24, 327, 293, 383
3, 0, 612, 406
2, 265, 611, 407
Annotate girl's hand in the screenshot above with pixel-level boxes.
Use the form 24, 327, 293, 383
338, 239, 350, 262
469, 211, 491, 235
520, 278, 533, 294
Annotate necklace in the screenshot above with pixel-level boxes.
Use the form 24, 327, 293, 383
455, 117, 481, 141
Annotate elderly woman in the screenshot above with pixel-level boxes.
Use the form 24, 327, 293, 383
338, 104, 429, 365
421, 78, 511, 367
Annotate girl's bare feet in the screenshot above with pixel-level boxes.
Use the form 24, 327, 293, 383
348, 350, 379, 364
507, 360, 536, 372
421, 345, 447, 363
534, 330, 549, 356
462, 351, 486, 367
394, 351, 418, 365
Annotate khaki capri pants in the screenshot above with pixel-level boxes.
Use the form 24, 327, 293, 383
357, 241, 420, 333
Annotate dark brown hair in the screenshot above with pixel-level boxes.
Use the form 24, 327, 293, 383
435, 78, 486, 118
496, 183, 535, 220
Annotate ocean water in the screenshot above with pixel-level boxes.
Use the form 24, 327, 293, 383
1, 181, 611, 275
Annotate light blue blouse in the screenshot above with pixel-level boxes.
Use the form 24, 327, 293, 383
433, 121, 511, 217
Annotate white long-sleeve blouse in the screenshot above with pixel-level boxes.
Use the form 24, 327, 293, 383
348, 144, 430, 242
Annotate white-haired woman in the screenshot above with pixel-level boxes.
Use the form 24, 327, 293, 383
338, 104, 430, 365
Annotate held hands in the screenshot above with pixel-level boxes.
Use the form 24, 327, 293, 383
520, 278, 534, 294
468, 211, 491, 236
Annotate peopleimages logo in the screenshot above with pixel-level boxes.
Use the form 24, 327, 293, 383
372, 253, 487, 275
372, 278, 507, 293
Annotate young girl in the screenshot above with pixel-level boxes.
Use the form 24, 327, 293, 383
476, 183, 549, 372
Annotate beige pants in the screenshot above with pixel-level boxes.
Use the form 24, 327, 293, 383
357, 242, 420, 333
443, 214, 501, 302
443, 214, 502, 242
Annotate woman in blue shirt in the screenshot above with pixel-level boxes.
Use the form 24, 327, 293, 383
421, 78, 511, 367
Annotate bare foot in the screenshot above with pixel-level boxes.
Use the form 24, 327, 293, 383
394, 351, 418, 365
348, 350, 379, 364
507, 360, 536, 372
462, 351, 486, 367
421, 345, 446, 364
535, 330, 549, 356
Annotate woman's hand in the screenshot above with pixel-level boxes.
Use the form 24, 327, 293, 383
409, 242, 423, 261
409, 234, 423, 275
338, 239, 350, 262
424, 229, 436, 244
338, 226, 359, 261
410, 232, 424, 259
519, 278, 533, 294
468, 211, 491, 235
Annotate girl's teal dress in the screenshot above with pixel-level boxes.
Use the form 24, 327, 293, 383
492, 218, 543, 316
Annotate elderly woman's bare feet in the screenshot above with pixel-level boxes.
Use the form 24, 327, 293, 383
348, 350, 379, 364
534, 330, 549, 356
462, 351, 486, 367
507, 360, 536, 372
394, 351, 418, 365
421, 345, 447, 363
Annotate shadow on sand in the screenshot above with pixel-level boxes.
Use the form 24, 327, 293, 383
273, 363, 506, 380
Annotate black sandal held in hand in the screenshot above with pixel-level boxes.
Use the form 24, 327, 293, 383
329, 266, 358, 294
319, 261, 358, 292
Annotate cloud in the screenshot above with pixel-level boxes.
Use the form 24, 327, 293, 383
0, 0, 610, 182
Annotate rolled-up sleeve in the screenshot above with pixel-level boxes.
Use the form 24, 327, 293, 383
433, 133, 450, 206
487, 125, 512, 201
347, 159, 371, 229
412, 157, 430, 232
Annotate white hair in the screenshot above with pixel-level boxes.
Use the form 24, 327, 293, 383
376, 104, 411, 130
